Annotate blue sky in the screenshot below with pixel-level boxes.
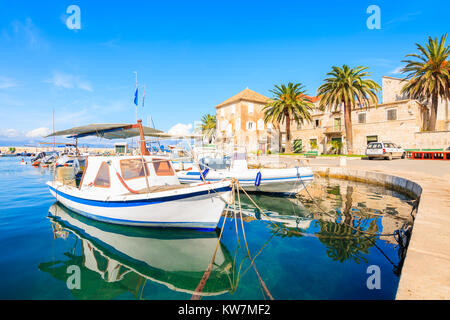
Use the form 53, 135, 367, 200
0, 0, 448, 145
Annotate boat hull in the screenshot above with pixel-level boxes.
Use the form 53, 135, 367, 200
47, 182, 231, 230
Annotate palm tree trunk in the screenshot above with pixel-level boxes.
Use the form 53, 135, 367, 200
428, 93, 439, 131
344, 101, 353, 155
285, 113, 293, 153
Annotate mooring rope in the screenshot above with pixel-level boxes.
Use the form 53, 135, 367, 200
190, 184, 232, 300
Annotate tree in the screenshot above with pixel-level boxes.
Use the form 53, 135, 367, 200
317, 65, 380, 154
401, 34, 450, 131
263, 83, 314, 153
199, 114, 216, 144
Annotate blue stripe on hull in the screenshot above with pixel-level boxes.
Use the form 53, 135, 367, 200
48, 185, 230, 208
179, 175, 314, 182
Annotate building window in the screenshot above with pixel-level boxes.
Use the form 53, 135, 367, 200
310, 139, 318, 150
386, 108, 397, 121
314, 119, 320, 128
235, 118, 241, 131
220, 108, 224, 117
247, 121, 255, 130
334, 118, 341, 129
231, 104, 235, 114
367, 135, 378, 144
358, 113, 366, 124
257, 119, 264, 130
248, 103, 254, 114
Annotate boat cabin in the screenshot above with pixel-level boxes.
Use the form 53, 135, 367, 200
74, 155, 179, 196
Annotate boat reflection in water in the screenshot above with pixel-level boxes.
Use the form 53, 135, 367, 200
40, 203, 235, 299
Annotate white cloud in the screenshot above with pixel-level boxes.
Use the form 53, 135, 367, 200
390, 66, 404, 75
0, 128, 21, 138
45, 71, 93, 91
0, 76, 19, 89
2, 18, 49, 50
26, 127, 51, 138
168, 123, 193, 136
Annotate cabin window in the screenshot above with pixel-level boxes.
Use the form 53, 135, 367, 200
120, 159, 149, 180
152, 159, 175, 176
94, 162, 110, 187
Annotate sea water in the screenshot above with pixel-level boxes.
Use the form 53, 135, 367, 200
0, 157, 414, 299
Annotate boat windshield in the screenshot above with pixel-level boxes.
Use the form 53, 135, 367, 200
120, 159, 149, 180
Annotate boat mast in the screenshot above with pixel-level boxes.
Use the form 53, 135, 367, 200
133, 120, 150, 156
52, 109, 55, 151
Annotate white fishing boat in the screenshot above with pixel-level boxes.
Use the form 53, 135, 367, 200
46, 121, 232, 230
177, 150, 314, 195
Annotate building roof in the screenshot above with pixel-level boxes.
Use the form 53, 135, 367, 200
215, 88, 320, 108
215, 88, 270, 108
303, 95, 321, 103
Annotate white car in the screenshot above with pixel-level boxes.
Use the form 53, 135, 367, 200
365, 142, 406, 160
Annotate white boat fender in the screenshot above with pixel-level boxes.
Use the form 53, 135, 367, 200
255, 171, 262, 186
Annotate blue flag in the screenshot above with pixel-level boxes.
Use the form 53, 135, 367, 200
134, 88, 138, 106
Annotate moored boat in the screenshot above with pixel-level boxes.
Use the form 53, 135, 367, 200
46, 121, 232, 230
177, 150, 314, 196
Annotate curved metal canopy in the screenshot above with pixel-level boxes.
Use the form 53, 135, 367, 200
45, 123, 165, 140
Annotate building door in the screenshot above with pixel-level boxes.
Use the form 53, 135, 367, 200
330, 137, 342, 154
258, 142, 266, 154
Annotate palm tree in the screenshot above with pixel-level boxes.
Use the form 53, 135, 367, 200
401, 34, 450, 131
263, 83, 314, 153
199, 114, 216, 144
317, 65, 380, 154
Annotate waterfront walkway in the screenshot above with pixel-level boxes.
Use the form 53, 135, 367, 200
278, 156, 450, 299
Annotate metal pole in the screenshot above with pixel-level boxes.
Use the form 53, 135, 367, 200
52, 109, 55, 151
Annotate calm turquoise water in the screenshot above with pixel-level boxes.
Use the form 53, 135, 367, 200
0, 157, 414, 300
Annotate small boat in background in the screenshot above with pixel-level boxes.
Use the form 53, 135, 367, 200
177, 148, 314, 196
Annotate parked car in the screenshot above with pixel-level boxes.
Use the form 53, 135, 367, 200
365, 142, 406, 160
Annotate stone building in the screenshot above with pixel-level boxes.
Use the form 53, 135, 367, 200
214, 77, 450, 155
215, 88, 279, 154
291, 76, 450, 155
